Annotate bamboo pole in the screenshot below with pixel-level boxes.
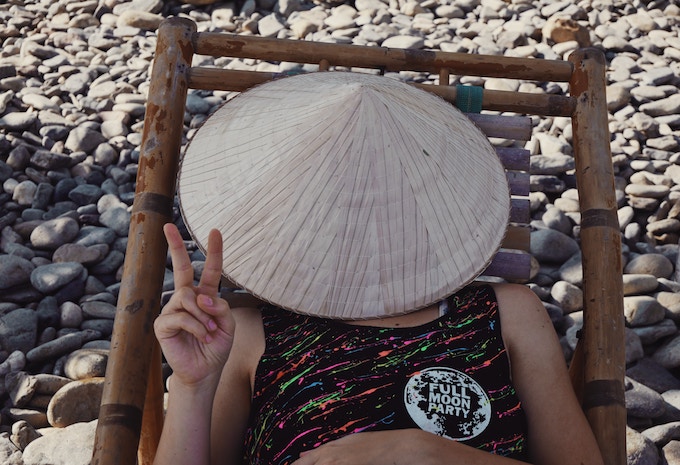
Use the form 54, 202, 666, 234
484, 250, 531, 280
188, 67, 576, 116
415, 83, 576, 117
509, 198, 530, 224
568, 48, 626, 465
496, 147, 530, 171
465, 113, 532, 141
138, 341, 164, 464
192, 31, 574, 82
438, 67, 450, 86
92, 17, 196, 465
507, 171, 530, 196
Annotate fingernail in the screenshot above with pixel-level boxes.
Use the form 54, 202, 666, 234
207, 319, 217, 331
200, 295, 213, 306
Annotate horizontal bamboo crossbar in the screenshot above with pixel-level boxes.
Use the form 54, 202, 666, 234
510, 198, 530, 224
416, 83, 575, 117
484, 250, 532, 280
188, 68, 575, 116
507, 171, 530, 196
191, 32, 574, 82
496, 147, 530, 171
466, 114, 532, 141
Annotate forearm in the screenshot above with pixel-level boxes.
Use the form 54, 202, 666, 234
153, 376, 219, 465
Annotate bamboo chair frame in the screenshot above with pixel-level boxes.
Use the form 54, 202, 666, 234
92, 17, 626, 465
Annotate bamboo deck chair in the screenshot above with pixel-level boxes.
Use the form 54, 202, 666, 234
92, 17, 625, 465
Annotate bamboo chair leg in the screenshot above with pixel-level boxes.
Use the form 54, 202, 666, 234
569, 48, 626, 465
568, 338, 585, 404
139, 341, 165, 465
92, 17, 197, 465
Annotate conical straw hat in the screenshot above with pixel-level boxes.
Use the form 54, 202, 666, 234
178, 72, 510, 319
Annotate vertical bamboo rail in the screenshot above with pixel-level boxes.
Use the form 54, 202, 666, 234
569, 48, 626, 465
92, 18, 196, 465
438, 67, 449, 86
138, 340, 165, 464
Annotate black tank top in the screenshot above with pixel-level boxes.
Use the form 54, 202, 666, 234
243, 285, 528, 464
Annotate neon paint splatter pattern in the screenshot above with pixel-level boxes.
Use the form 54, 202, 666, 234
243, 285, 527, 464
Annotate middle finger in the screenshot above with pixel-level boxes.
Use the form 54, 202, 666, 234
197, 228, 224, 297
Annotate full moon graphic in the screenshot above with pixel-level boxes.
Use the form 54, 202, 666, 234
404, 367, 491, 440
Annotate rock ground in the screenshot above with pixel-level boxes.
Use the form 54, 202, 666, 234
1, 0, 680, 464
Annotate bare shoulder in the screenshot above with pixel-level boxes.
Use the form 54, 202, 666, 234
489, 282, 543, 311
232, 305, 265, 331
490, 283, 550, 321
488, 283, 557, 354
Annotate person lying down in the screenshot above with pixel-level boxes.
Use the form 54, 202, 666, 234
152, 71, 604, 465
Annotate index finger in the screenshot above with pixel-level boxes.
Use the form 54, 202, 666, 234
196, 228, 224, 297
163, 223, 195, 290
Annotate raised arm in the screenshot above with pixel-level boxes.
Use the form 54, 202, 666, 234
153, 224, 237, 465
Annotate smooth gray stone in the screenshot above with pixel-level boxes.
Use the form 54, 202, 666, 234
0, 255, 35, 290
30, 262, 86, 294
0, 308, 38, 353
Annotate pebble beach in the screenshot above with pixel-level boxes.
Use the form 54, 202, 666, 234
1, 0, 680, 464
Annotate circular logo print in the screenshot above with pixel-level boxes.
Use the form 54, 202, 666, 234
404, 367, 491, 440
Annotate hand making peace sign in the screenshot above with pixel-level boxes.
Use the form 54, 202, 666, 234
154, 223, 236, 388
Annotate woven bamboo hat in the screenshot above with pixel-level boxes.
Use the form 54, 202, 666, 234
178, 72, 510, 320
